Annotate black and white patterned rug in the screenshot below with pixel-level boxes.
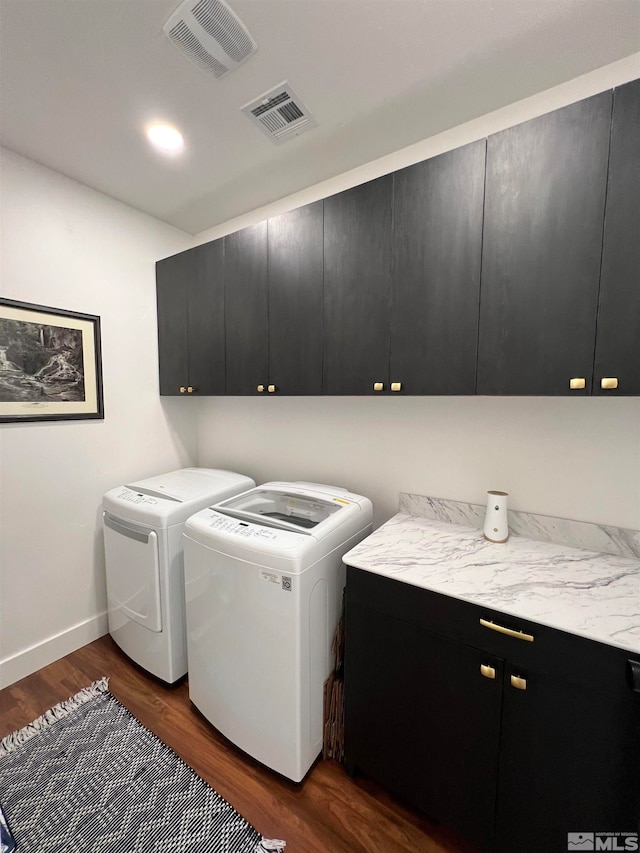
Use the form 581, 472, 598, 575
0, 678, 285, 853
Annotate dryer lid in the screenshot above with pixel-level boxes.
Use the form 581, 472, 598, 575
125, 468, 250, 503
103, 468, 255, 527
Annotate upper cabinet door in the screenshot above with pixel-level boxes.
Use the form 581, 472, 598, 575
391, 141, 486, 395
156, 249, 191, 396
188, 238, 226, 395
323, 176, 393, 395
593, 79, 640, 396
156, 241, 225, 396
268, 202, 324, 395
477, 92, 612, 395
225, 222, 269, 395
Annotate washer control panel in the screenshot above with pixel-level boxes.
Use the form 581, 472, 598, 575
207, 513, 280, 540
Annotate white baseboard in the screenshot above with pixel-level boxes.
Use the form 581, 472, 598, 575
0, 612, 109, 690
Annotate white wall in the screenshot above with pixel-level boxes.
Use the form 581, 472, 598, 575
195, 55, 640, 533
0, 148, 196, 687
197, 396, 640, 531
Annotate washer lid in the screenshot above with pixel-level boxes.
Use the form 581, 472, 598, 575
212, 481, 364, 537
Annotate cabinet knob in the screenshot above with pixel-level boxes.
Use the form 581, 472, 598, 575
179, 386, 187, 394
480, 664, 496, 680
601, 377, 618, 390
510, 674, 527, 691
257, 385, 265, 393
391, 382, 402, 392
268, 384, 277, 393
373, 382, 384, 392
569, 378, 586, 390
187, 386, 196, 394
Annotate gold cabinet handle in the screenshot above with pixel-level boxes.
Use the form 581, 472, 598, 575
391, 382, 402, 392
268, 384, 277, 393
373, 382, 384, 392
480, 664, 496, 680
601, 377, 618, 390
511, 674, 527, 690
479, 619, 534, 643
569, 378, 585, 390
257, 385, 265, 393
187, 386, 196, 393
179, 386, 187, 394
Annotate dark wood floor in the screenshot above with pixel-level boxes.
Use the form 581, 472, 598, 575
0, 636, 478, 853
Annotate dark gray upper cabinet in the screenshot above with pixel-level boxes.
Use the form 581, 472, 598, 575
477, 91, 613, 395
224, 222, 269, 395
188, 239, 226, 395
157, 250, 189, 396
156, 239, 225, 396
268, 202, 324, 395
391, 140, 486, 395
157, 82, 638, 399
593, 79, 640, 396
323, 175, 393, 395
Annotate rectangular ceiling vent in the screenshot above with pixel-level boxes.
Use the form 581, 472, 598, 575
163, 0, 257, 80
242, 83, 317, 144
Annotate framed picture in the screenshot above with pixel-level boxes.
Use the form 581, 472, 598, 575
0, 298, 104, 423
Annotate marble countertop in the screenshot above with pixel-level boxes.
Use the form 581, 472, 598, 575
343, 512, 640, 655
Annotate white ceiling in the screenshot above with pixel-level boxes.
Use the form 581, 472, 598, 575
1, 0, 639, 234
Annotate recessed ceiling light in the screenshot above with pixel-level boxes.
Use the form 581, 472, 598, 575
146, 124, 184, 153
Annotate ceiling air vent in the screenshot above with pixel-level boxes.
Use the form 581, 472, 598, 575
163, 0, 257, 80
242, 83, 317, 144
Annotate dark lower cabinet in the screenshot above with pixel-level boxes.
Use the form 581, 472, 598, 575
593, 78, 640, 396
346, 600, 502, 849
156, 239, 225, 396
323, 176, 393, 395
495, 665, 640, 853
477, 91, 613, 396
224, 222, 269, 395
344, 567, 640, 853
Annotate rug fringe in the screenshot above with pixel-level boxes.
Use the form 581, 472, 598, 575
0, 677, 109, 758
259, 839, 287, 852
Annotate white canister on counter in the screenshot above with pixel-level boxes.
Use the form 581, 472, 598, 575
483, 491, 509, 543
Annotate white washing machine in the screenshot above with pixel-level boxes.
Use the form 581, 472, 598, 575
103, 468, 255, 683
183, 481, 373, 782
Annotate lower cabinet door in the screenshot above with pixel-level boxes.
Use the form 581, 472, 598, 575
495, 666, 640, 853
344, 601, 503, 849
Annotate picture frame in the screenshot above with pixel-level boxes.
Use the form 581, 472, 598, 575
0, 298, 104, 423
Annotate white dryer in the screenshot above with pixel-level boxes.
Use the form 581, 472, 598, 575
103, 468, 255, 683
183, 481, 373, 782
